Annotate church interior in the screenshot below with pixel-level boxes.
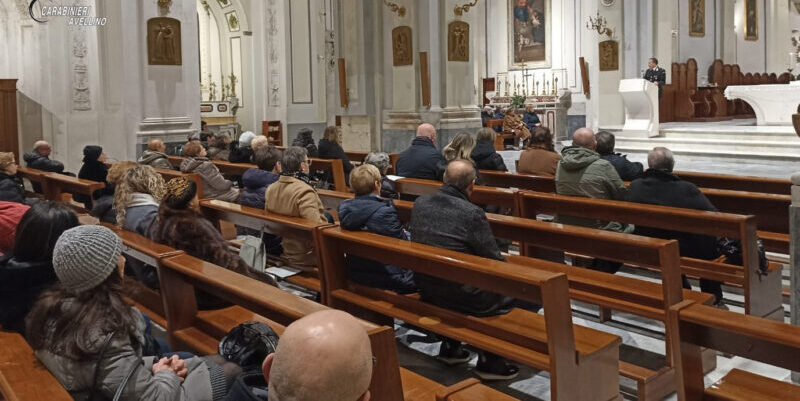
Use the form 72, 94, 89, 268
1, 0, 800, 400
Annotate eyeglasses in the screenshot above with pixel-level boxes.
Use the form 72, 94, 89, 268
302, 159, 312, 166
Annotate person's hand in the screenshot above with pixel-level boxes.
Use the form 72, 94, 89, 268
152, 357, 173, 375
168, 355, 188, 381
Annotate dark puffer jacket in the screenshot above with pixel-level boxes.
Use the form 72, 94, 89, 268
396, 137, 446, 181
470, 139, 508, 172
601, 153, 644, 181
23, 152, 64, 173
338, 195, 415, 293
240, 168, 280, 210
0, 256, 57, 333
409, 185, 513, 316
0, 172, 25, 204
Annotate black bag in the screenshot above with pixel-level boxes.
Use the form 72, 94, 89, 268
221, 371, 269, 401
219, 322, 280, 370
716, 237, 768, 273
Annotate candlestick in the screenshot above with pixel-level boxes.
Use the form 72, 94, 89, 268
554, 77, 559, 95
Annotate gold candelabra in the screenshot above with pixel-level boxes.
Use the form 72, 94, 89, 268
586, 11, 613, 37
382, 0, 406, 18
454, 0, 479, 16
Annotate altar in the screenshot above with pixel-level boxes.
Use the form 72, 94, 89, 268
489, 91, 573, 142
200, 97, 240, 136
725, 82, 800, 126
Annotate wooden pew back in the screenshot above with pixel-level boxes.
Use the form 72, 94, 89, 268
394, 178, 519, 214
0, 332, 73, 401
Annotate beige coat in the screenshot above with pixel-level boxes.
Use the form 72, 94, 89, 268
517, 147, 562, 177
264, 176, 327, 269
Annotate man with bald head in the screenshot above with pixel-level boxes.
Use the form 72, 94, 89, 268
409, 159, 519, 380
395, 123, 446, 181
23, 140, 65, 173
262, 310, 373, 401
137, 138, 174, 170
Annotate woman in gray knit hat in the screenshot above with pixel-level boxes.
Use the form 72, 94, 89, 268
26, 225, 236, 401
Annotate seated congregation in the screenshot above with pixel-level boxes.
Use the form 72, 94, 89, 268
1, 122, 796, 401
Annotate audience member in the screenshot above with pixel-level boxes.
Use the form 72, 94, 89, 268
396, 123, 446, 181
76, 145, 111, 208
522, 106, 541, 132
470, 128, 508, 172
262, 310, 373, 401
410, 160, 518, 380
251, 135, 269, 152
0, 152, 25, 204
241, 146, 283, 210
0, 202, 78, 334
364, 152, 398, 199
0, 201, 30, 255
338, 164, 415, 293
208, 132, 232, 161
181, 141, 240, 202
502, 108, 531, 144
442, 132, 483, 185
138, 139, 174, 170
265, 147, 328, 270
318, 126, 355, 185
596, 131, 643, 181
199, 120, 212, 141
291, 128, 318, 157
629, 147, 724, 305
229, 131, 256, 164
23, 140, 65, 173
481, 106, 494, 127
27, 225, 234, 400
517, 126, 561, 177
114, 165, 166, 235
91, 161, 136, 224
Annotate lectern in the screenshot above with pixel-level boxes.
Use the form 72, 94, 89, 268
619, 79, 659, 138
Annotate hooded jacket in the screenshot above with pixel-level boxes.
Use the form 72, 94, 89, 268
180, 157, 240, 202
338, 195, 415, 293
600, 153, 644, 181
409, 184, 513, 317
0, 172, 25, 204
555, 146, 629, 232
77, 160, 111, 203
23, 152, 64, 173
137, 150, 174, 170
470, 139, 508, 172
396, 137, 446, 181
0, 256, 57, 333
240, 168, 280, 210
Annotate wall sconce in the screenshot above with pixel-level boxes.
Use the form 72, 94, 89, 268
585, 11, 613, 37
454, 0, 479, 17
383, 0, 406, 18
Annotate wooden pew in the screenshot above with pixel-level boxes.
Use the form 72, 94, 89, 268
15, 167, 47, 197
668, 300, 800, 400
394, 178, 519, 214
159, 252, 516, 401
0, 331, 73, 401
478, 170, 556, 193
41, 172, 105, 207
199, 199, 330, 292
517, 191, 784, 321
674, 171, 790, 196
317, 227, 622, 401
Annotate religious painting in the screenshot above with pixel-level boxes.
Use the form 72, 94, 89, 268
391, 26, 413, 66
689, 0, 705, 37
744, 0, 758, 41
508, 0, 551, 69
147, 18, 182, 66
598, 40, 619, 71
226, 11, 240, 32
447, 21, 469, 62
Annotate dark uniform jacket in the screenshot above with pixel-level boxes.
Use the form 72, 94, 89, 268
644, 67, 666, 98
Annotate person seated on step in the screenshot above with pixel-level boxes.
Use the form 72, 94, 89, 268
265, 147, 329, 271
595, 130, 644, 181
363, 152, 398, 199
338, 164, 415, 293
262, 310, 373, 401
395, 123, 446, 181
138, 139, 174, 170
180, 140, 240, 203
517, 126, 561, 177
628, 147, 724, 306
409, 160, 520, 381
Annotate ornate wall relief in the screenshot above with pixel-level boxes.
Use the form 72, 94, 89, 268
391, 26, 412, 66
447, 21, 469, 62
71, 31, 91, 111
598, 40, 619, 71
266, 0, 280, 106
147, 17, 182, 65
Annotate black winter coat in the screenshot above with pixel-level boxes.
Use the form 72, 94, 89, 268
228, 143, 254, 164
601, 153, 644, 181
338, 195, 415, 293
0, 256, 57, 333
318, 139, 354, 185
628, 169, 719, 260
22, 152, 64, 173
409, 185, 513, 316
396, 137, 446, 181
90, 194, 117, 224
77, 160, 111, 200
470, 139, 508, 172
0, 173, 25, 204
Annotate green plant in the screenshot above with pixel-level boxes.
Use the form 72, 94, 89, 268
510, 95, 526, 110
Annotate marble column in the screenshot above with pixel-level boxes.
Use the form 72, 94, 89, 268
791, 172, 800, 383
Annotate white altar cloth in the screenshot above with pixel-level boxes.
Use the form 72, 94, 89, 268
724, 82, 800, 126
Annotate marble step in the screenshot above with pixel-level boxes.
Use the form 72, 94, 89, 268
613, 136, 800, 159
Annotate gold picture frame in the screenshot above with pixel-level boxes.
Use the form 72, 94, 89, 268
689, 0, 705, 37
744, 0, 758, 41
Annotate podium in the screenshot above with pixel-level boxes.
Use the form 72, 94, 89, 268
618, 79, 659, 138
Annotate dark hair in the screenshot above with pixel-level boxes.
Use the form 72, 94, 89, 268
200, 132, 213, 142
13, 201, 79, 263
527, 126, 554, 151
650, 57, 659, 65
253, 146, 283, 171
595, 131, 616, 155
26, 272, 139, 360
201, 121, 208, 129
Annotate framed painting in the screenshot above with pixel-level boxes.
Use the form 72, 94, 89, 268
744, 0, 758, 41
689, 0, 705, 37
508, 0, 551, 69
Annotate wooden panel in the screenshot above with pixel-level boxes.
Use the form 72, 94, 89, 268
0, 80, 19, 160
0, 332, 73, 401
338, 58, 348, 108
420, 52, 431, 107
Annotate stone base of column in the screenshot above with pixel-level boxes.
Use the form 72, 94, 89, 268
382, 111, 424, 153
136, 117, 197, 157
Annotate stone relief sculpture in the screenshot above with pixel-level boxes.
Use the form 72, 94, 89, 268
689, 0, 705, 37
598, 40, 619, 71
447, 21, 469, 62
226, 11, 240, 32
392, 26, 413, 66
147, 17, 182, 65
72, 33, 91, 111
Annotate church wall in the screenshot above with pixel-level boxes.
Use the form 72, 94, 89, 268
734, 0, 767, 73
678, 0, 720, 83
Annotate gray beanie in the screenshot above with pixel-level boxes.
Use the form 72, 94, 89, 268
53, 225, 124, 293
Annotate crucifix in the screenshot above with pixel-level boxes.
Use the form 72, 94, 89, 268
521, 63, 533, 97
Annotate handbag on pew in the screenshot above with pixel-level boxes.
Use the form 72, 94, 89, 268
219, 321, 280, 370
240, 229, 269, 276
